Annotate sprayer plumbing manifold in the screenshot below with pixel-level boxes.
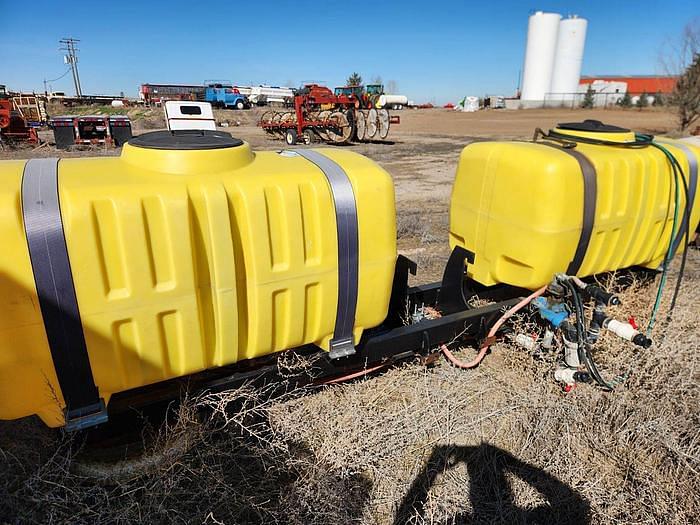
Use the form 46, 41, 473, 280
509, 274, 653, 391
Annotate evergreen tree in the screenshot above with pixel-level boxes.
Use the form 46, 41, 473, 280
636, 92, 649, 109
653, 91, 664, 106
618, 92, 632, 108
346, 72, 363, 86
581, 85, 595, 108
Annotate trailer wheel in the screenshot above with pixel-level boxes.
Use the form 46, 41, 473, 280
316, 110, 332, 142
354, 110, 367, 141
285, 129, 298, 145
366, 108, 378, 139
302, 129, 314, 145
236, 100, 245, 110
378, 109, 391, 140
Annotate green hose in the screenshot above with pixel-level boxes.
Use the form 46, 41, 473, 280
539, 129, 690, 337
642, 137, 681, 335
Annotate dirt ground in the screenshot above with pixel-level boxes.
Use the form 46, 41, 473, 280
1, 106, 699, 524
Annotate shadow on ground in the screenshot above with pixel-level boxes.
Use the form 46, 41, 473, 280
394, 443, 591, 524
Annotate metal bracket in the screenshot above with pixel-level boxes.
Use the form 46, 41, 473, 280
421, 331, 431, 353
329, 337, 357, 360
22, 158, 107, 432
64, 399, 108, 432
384, 255, 418, 328
657, 140, 698, 256
437, 246, 475, 314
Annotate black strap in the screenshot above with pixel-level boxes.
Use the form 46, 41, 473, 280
658, 140, 698, 256
293, 150, 359, 359
540, 143, 597, 275
22, 158, 106, 431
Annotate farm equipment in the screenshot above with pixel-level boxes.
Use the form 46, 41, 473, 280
0, 85, 39, 145
363, 84, 409, 110
259, 83, 400, 145
0, 121, 697, 431
49, 115, 132, 149
335, 84, 407, 110
11, 93, 48, 126
205, 84, 251, 110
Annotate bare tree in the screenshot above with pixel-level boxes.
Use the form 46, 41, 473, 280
675, 52, 700, 131
386, 80, 398, 94
661, 19, 700, 130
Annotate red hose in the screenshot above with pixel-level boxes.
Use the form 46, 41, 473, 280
317, 286, 547, 382
322, 363, 388, 384
441, 285, 547, 369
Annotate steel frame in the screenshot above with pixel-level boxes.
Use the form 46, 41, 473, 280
100, 247, 527, 428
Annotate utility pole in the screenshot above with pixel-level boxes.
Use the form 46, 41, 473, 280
59, 37, 83, 98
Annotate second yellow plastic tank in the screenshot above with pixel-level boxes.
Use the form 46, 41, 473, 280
449, 123, 700, 289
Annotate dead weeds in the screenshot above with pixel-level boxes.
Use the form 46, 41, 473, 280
2, 253, 697, 524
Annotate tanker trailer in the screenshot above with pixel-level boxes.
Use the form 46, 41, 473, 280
1, 120, 698, 431
377, 94, 409, 110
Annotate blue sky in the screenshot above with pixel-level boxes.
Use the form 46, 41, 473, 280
1, 0, 697, 103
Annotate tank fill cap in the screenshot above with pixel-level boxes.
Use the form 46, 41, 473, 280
556, 120, 630, 133
129, 130, 243, 150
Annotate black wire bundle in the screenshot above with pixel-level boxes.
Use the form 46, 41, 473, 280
562, 279, 614, 390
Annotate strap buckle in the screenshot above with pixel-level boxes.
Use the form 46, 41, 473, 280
64, 399, 108, 432
329, 337, 356, 359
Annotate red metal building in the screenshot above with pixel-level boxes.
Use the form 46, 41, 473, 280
580, 75, 677, 94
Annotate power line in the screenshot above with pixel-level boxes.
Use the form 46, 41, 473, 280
43, 68, 72, 94
46, 68, 72, 83
59, 37, 82, 98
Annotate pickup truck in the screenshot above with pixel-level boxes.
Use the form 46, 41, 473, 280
205, 85, 251, 110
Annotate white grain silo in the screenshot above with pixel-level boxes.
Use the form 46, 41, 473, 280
550, 16, 588, 101
520, 11, 561, 102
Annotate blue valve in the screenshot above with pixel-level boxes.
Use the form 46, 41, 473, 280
533, 297, 570, 328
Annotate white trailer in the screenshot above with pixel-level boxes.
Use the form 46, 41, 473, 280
247, 85, 294, 106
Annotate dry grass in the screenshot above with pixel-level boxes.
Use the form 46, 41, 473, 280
1, 252, 698, 524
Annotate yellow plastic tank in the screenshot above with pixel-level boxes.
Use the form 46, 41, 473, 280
450, 122, 700, 290
0, 131, 396, 427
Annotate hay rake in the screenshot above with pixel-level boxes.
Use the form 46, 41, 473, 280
259, 84, 398, 145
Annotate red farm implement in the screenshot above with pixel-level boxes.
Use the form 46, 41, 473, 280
0, 85, 39, 146
259, 84, 399, 145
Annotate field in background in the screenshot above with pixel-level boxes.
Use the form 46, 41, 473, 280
1, 106, 698, 524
